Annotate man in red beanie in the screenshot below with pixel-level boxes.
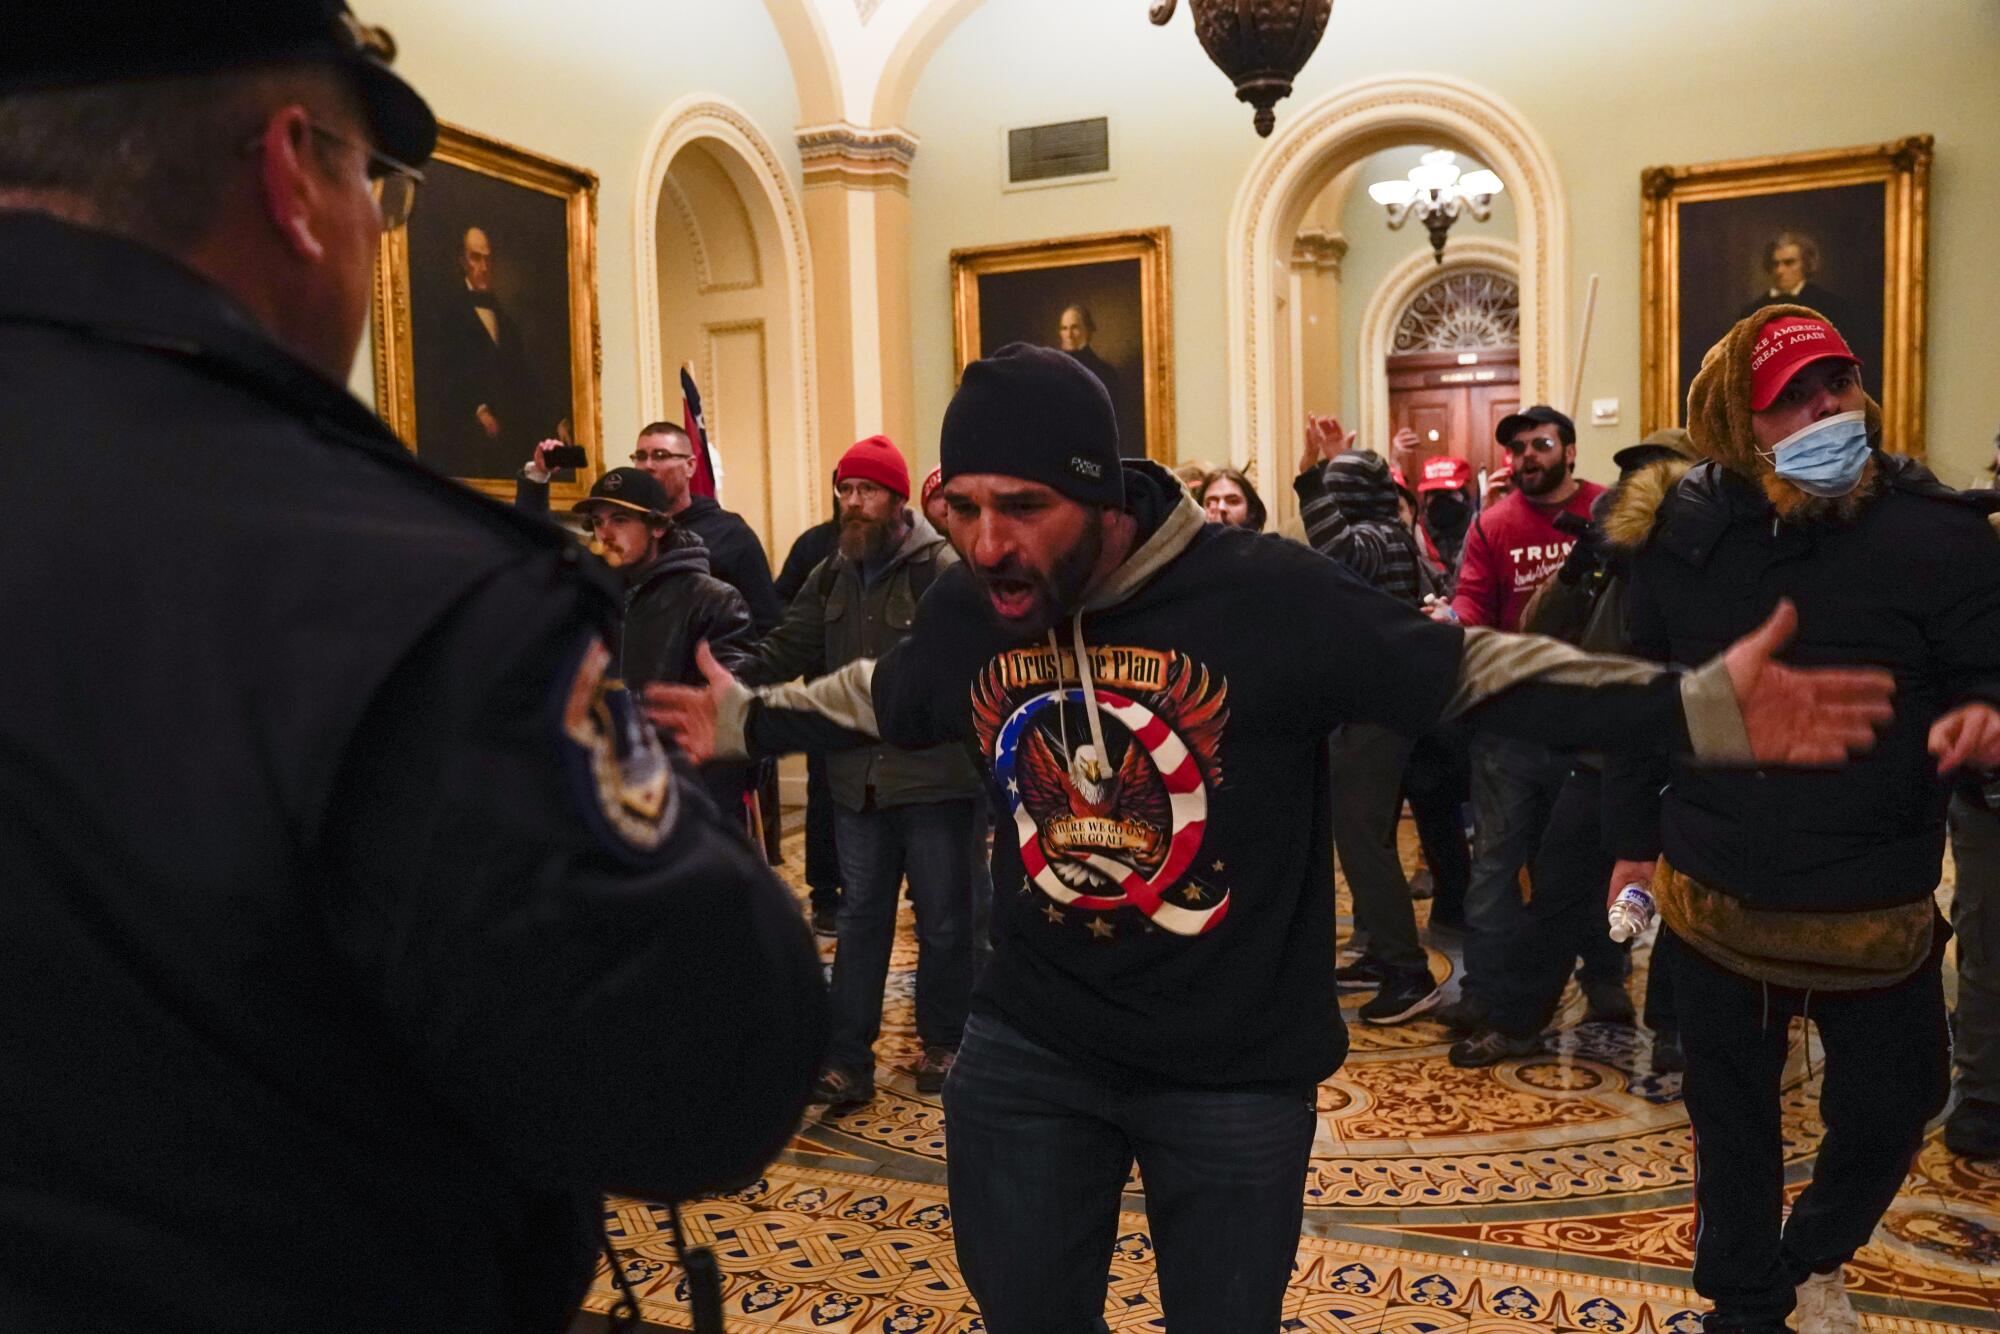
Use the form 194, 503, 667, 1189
737, 436, 983, 1107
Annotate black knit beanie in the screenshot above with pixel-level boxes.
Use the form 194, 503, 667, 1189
940, 342, 1124, 507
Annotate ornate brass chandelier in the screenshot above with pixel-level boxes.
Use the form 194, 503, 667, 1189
1149, 0, 1334, 138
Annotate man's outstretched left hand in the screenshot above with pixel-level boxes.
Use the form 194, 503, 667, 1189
1722, 600, 1896, 766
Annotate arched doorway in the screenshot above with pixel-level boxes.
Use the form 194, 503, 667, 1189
635, 97, 817, 560
1356, 238, 1522, 478
1227, 74, 1566, 528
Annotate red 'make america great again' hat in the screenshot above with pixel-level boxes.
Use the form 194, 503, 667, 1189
1418, 455, 1473, 494
1749, 317, 1861, 411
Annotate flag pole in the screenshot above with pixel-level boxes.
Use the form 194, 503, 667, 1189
1566, 273, 1600, 419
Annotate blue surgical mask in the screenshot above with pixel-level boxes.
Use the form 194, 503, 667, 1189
1758, 409, 1871, 497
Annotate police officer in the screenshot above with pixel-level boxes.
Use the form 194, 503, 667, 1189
0, 5, 823, 1330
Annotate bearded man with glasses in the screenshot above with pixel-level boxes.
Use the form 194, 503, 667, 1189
1427, 405, 1625, 1035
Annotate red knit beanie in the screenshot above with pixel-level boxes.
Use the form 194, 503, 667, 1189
835, 434, 910, 498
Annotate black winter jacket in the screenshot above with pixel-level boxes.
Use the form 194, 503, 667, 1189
622, 530, 759, 814
677, 494, 783, 633
620, 527, 756, 690
1605, 455, 2000, 912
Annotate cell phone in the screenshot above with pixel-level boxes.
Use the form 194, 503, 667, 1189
1551, 510, 1594, 539
543, 444, 589, 470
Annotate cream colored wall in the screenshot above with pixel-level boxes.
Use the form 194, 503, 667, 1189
1332, 144, 1516, 429
907, 0, 2000, 486
348, 0, 805, 473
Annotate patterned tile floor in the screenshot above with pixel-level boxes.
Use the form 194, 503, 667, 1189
583, 825, 2000, 1332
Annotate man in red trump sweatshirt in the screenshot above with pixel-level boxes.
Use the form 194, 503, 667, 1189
1435, 405, 1609, 1029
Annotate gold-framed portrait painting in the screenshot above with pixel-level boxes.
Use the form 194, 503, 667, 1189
1641, 135, 1931, 454
951, 227, 1174, 463
372, 124, 601, 501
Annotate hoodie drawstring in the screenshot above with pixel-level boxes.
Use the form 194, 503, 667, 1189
1072, 615, 1110, 769
1049, 618, 1111, 783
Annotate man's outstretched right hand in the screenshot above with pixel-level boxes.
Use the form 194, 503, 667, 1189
643, 641, 735, 764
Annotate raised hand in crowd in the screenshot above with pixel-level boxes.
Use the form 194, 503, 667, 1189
1299, 413, 1357, 473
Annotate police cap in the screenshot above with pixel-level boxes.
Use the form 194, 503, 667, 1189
0, 1, 437, 166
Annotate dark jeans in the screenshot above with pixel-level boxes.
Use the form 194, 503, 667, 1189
944, 1014, 1316, 1334
1332, 723, 1426, 976
1404, 724, 1472, 922
1486, 768, 1629, 1036
804, 753, 841, 915
1949, 792, 2000, 1103
829, 799, 975, 1072
1666, 926, 1950, 1326
1462, 732, 1567, 1005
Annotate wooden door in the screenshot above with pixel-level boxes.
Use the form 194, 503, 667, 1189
1386, 348, 1521, 479
1470, 382, 1521, 477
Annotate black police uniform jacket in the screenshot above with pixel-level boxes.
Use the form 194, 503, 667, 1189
0, 215, 825, 1332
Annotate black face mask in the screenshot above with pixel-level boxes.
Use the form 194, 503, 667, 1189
1425, 493, 1470, 537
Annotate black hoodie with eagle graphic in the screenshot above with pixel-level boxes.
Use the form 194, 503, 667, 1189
742, 461, 1736, 1087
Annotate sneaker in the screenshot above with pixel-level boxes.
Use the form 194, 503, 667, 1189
810, 902, 840, 937
808, 1065, 874, 1110
1650, 1028, 1686, 1074
1335, 954, 1391, 991
1449, 1028, 1543, 1068
1583, 978, 1637, 1026
1408, 869, 1435, 900
1793, 1269, 1860, 1334
1432, 995, 1488, 1034
1944, 1096, 2000, 1159
1359, 971, 1442, 1025
910, 1044, 956, 1095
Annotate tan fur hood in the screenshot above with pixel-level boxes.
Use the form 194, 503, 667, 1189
1601, 457, 1694, 552
1686, 301, 1884, 523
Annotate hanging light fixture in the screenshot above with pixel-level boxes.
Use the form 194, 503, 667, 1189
1367, 150, 1504, 263
1149, 0, 1335, 138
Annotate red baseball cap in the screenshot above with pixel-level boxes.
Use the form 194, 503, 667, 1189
920, 465, 943, 507
1748, 316, 1861, 411
835, 434, 910, 499
1418, 455, 1473, 494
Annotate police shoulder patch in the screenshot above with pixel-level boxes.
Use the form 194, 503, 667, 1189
559, 636, 678, 856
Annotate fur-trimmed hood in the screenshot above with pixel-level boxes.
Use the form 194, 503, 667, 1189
1687, 301, 1885, 523
1601, 457, 1695, 553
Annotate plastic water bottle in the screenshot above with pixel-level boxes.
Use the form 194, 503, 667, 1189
1607, 883, 1656, 943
